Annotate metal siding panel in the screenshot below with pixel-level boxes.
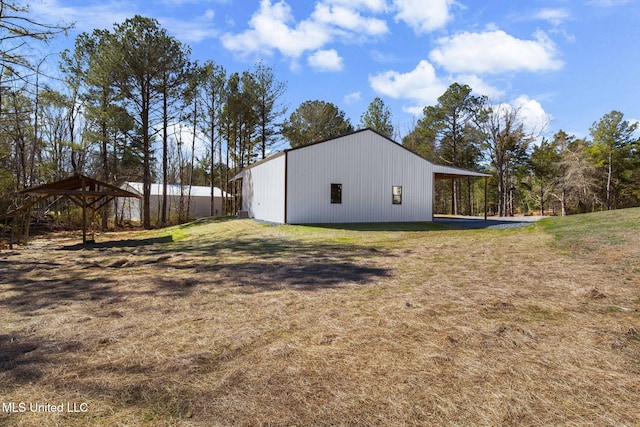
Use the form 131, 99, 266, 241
287, 131, 433, 223
243, 155, 286, 223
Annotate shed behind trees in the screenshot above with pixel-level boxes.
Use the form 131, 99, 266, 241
116, 183, 228, 224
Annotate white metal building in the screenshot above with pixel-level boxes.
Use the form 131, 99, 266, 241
116, 182, 227, 223
232, 129, 490, 224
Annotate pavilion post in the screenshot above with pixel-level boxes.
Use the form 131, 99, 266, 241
23, 202, 32, 245
82, 176, 87, 245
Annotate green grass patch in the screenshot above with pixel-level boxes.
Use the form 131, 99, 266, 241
522, 306, 565, 322
537, 207, 640, 251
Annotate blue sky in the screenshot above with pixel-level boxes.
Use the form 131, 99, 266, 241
33, 0, 640, 148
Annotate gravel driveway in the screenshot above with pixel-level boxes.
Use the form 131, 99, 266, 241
434, 216, 546, 230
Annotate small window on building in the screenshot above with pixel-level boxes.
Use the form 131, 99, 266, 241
392, 186, 402, 205
331, 183, 342, 204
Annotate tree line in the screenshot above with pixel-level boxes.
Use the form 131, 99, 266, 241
1, 3, 638, 240
1, 12, 292, 231
403, 82, 639, 217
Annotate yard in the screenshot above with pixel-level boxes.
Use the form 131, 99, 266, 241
1, 209, 639, 426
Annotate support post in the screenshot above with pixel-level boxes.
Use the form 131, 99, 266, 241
484, 176, 488, 221
23, 202, 32, 245
82, 176, 87, 245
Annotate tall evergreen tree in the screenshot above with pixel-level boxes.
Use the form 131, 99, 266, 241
192, 61, 227, 215
402, 117, 437, 161
250, 61, 287, 160
551, 131, 598, 215
359, 97, 394, 139
412, 83, 488, 215
63, 30, 113, 227
282, 100, 353, 148
111, 15, 180, 229
589, 110, 638, 210
527, 138, 560, 215
157, 34, 191, 225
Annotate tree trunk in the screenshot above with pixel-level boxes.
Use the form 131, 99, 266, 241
606, 151, 612, 210
161, 90, 169, 226
142, 89, 152, 230
449, 178, 461, 215
497, 170, 504, 217
540, 178, 545, 216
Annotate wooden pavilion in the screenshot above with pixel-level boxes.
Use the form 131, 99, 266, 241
17, 174, 140, 245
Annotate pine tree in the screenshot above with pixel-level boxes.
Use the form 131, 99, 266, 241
359, 97, 394, 139
282, 100, 353, 148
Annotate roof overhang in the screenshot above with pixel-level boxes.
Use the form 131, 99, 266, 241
229, 151, 286, 182
433, 164, 491, 179
20, 174, 140, 199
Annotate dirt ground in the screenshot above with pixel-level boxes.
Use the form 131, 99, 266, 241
1, 217, 639, 426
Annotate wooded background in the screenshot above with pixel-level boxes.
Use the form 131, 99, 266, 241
2, 2, 639, 239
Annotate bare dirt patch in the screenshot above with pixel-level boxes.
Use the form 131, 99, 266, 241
1, 217, 638, 426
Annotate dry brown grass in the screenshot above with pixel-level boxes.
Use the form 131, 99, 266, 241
1, 214, 639, 426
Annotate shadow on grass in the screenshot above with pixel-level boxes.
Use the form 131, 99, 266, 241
0, 219, 394, 400
298, 218, 535, 232
0, 261, 119, 313
58, 235, 174, 251
172, 229, 392, 259
0, 221, 382, 416
304, 222, 450, 232
0, 334, 45, 384
209, 260, 391, 291
170, 234, 394, 291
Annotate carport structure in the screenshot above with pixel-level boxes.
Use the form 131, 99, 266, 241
433, 168, 491, 220
18, 174, 140, 245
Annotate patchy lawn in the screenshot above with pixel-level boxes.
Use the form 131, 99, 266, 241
1, 210, 639, 426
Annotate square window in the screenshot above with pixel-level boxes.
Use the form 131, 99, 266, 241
331, 183, 342, 204
392, 186, 402, 205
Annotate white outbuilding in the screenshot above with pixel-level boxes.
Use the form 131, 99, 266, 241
231, 129, 490, 224
116, 182, 227, 223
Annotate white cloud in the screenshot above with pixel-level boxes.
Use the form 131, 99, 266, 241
221, 0, 388, 61
221, 0, 331, 58
369, 60, 506, 114
587, 0, 632, 6
533, 8, 570, 26
344, 91, 362, 105
370, 50, 399, 64
513, 95, 552, 135
160, 14, 220, 43
325, 0, 390, 13
490, 96, 552, 140
221, 0, 459, 67
453, 74, 505, 99
31, 0, 220, 43
392, 0, 456, 34
308, 49, 344, 71
313, 3, 388, 37
31, 0, 136, 32
429, 29, 564, 74
369, 60, 448, 114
